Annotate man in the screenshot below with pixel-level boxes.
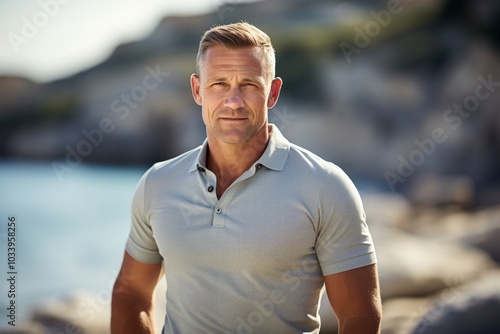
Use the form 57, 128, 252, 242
111, 22, 382, 334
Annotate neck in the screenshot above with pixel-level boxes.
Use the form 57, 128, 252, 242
206, 124, 271, 193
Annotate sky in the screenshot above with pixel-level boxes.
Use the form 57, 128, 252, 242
0, 0, 248, 83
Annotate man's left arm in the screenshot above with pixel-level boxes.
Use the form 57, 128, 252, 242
324, 263, 382, 334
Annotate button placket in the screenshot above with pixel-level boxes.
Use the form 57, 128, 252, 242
212, 203, 225, 227
211, 184, 239, 228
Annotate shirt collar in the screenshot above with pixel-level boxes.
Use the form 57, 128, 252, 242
255, 124, 290, 171
189, 123, 290, 173
188, 138, 209, 173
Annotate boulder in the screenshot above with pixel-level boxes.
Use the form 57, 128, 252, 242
382, 297, 432, 334
411, 206, 500, 264
0, 277, 167, 334
362, 192, 413, 228
29, 290, 110, 334
408, 174, 475, 208
455, 206, 500, 263
412, 270, 500, 334
372, 226, 494, 299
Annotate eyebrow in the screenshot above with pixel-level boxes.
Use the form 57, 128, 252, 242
208, 77, 228, 83
206, 76, 265, 85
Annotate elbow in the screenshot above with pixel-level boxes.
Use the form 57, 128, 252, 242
338, 305, 383, 334
363, 301, 383, 333
371, 307, 383, 333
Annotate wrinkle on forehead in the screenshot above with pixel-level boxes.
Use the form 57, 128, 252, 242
199, 45, 268, 80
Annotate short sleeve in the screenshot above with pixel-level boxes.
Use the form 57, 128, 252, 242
315, 165, 376, 276
125, 169, 163, 264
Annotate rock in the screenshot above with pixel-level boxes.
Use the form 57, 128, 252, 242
29, 290, 110, 334
372, 226, 494, 299
456, 207, 500, 263
411, 270, 500, 334
39, 279, 165, 334
2, 278, 167, 334
362, 192, 413, 228
382, 297, 433, 334
382, 270, 500, 334
408, 174, 475, 208
410, 206, 500, 264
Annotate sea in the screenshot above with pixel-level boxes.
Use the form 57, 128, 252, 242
0, 159, 148, 327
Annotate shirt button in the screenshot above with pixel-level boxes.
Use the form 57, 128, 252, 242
256, 163, 262, 169
197, 166, 205, 173
207, 185, 214, 192
215, 207, 222, 214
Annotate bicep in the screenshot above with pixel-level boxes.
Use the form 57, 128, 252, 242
114, 250, 163, 300
324, 264, 382, 326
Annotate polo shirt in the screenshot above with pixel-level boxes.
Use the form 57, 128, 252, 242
126, 124, 376, 334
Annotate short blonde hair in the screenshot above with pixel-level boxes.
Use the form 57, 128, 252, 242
196, 22, 276, 78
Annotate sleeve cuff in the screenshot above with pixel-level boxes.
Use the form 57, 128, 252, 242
125, 237, 163, 264
320, 252, 377, 276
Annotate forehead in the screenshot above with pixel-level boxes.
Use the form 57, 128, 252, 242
201, 45, 265, 78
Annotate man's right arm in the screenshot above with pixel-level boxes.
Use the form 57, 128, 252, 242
111, 250, 163, 334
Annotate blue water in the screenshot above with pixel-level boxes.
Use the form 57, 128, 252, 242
0, 160, 148, 326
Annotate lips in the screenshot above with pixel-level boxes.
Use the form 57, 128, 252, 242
219, 117, 247, 121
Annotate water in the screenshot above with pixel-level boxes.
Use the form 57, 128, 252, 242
0, 160, 148, 326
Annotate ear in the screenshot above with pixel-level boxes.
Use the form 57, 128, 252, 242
267, 77, 283, 109
190, 73, 202, 106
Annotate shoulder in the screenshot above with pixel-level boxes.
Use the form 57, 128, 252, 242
286, 143, 361, 199
287, 143, 348, 180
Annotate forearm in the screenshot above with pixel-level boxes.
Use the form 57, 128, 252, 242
111, 290, 156, 334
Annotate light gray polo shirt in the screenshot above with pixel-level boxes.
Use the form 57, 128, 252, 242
126, 124, 376, 334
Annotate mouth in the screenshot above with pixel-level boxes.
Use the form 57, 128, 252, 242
219, 117, 247, 122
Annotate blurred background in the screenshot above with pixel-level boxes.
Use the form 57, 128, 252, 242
0, 0, 499, 333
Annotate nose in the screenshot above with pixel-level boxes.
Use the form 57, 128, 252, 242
224, 87, 245, 110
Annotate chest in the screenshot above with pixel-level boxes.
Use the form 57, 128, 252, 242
148, 175, 319, 272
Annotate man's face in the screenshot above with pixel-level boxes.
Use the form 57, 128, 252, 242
191, 45, 282, 145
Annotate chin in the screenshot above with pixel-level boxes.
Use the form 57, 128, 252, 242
214, 130, 253, 145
